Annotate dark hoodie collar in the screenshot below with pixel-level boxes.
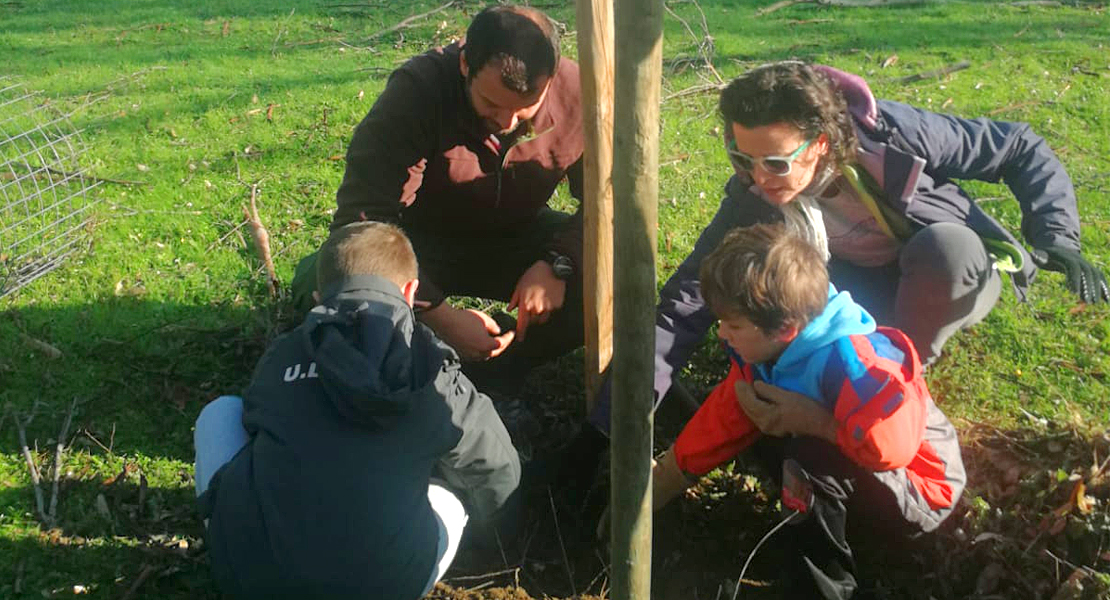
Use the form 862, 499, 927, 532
316, 274, 409, 310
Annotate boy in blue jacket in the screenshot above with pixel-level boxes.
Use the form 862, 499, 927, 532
193, 222, 521, 599
652, 223, 965, 599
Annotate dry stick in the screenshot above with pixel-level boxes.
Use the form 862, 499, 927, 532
48, 397, 79, 523
120, 564, 157, 600
14, 559, 25, 595
360, 0, 457, 44
988, 100, 1043, 117
444, 568, 520, 584
243, 184, 279, 297
15, 407, 48, 525
271, 7, 296, 56
755, 0, 811, 17
664, 1, 722, 84
19, 332, 62, 359
546, 486, 577, 597
43, 166, 146, 187
663, 82, 723, 102
894, 60, 971, 84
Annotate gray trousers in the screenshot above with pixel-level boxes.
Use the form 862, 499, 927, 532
828, 222, 1002, 366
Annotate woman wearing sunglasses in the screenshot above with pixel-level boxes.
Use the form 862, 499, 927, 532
643, 60, 1107, 380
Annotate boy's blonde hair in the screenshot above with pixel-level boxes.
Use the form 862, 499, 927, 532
316, 222, 418, 292
699, 223, 827, 332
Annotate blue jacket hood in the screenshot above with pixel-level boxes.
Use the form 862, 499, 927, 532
750, 285, 876, 407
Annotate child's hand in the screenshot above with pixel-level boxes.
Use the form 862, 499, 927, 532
735, 380, 837, 442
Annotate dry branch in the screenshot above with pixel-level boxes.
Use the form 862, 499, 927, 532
14, 405, 48, 524
894, 60, 971, 84
663, 82, 724, 102
243, 184, 280, 297
19, 332, 62, 359
48, 397, 79, 523
120, 564, 157, 600
757, 0, 924, 15
45, 166, 147, 187
360, 1, 457, 45
547, 487, 577, 597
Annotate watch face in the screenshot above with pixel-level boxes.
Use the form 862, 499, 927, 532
548, 254, 574, 279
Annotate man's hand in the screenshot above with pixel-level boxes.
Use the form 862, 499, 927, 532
735, 380, 837, 442
508, 260, 566, 341
419, 303, 514, 362
1031, 245, 1110, 304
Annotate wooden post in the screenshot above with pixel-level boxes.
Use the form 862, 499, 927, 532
576, 0, 614, 413
610, 0, 662, 596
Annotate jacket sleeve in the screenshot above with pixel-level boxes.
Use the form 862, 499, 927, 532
672, 361, 761, 476
879, 100, 1081, 251
828, 331, 928, 471
332, 70, 448, 304
435, 366, 522, 520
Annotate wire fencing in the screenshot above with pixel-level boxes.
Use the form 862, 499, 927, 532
1, 77, 101, 299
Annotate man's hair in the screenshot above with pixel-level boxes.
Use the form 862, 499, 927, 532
463, 5, 560, 95
316, 222, 418, 293
719, 61, 857, 167
699, 223, 828, 332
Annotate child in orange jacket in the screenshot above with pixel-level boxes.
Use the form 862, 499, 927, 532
652, 223, 965, 599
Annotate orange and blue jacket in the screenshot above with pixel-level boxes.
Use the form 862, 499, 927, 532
673, 288, 965, 522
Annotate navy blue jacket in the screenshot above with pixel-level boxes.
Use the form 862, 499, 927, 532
200, 276, 520, 599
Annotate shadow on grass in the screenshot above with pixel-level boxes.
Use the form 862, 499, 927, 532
0, 481, 215, 600
1, 296, 285, 460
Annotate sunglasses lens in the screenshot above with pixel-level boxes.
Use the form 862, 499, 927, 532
763, 159, 791, 176
732, 153, 754, 171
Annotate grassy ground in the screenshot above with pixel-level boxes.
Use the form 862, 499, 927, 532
1, 0, 1109, 598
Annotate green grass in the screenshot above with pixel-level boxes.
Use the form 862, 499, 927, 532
1, 0, 1109, 598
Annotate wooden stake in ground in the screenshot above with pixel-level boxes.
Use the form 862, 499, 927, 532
611, 0, 663, 596
243, 184, 280, 297
576, 0, 615, 413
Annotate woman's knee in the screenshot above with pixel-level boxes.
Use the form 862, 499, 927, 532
901, 223, 990, 285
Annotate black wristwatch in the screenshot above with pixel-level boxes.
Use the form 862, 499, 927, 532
543, 251, 575, 280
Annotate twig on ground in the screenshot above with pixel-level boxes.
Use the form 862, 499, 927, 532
664, 0, 723, 84
14, 559, 25, 594
663, 82, 724, 103
48, 397, 79, 523
894, 60, 971, 84
756, 0, 810, 16
988, 100, 1044, 117
83, 429, 114, 455
243, 184, 280, 297
547, 486, 577, 597
271, 8, 296, 56
44, 166, 146, 187
444, 568, 521, 584
19, 332, 62, 359
120, 564, 157, 600
14, 404, 48, 524
360, 1, 457, 45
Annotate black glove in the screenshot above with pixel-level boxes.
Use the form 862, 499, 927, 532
1031, 245, 1110, 303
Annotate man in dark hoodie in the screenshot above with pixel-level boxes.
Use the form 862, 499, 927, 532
193, 222, 521, 599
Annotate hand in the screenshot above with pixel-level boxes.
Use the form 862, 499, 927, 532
652, 448, 693, 511
1031, 245, 1110, 304
508, 260, 566, 342
419, 304, 514, 361
735, 380, 837, 441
